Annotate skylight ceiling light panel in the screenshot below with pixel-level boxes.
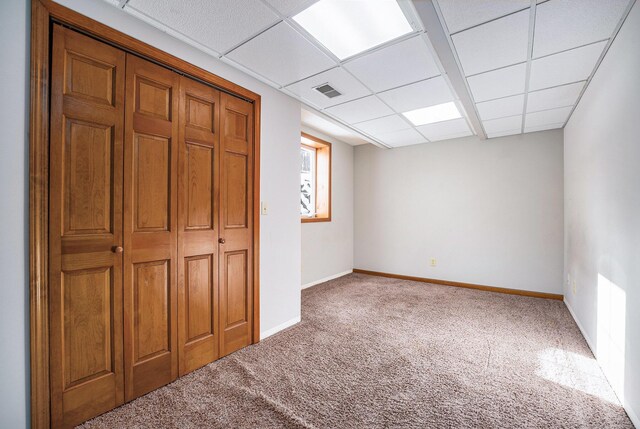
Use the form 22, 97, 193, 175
402, 102, 461, 126
292, 0, 414, 60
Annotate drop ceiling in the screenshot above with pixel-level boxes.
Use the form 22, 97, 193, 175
104, 0, 635, 147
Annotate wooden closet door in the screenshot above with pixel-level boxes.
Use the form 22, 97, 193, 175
49, 25, 126, 428
177, 76, 221, 374
123, 54, 179, 401
219, 93, 255, 357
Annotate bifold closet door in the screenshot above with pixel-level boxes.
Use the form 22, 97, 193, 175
49, 25, 126, 428
123, 54, 179, 401
177, 76, 221, 375
219, 93, 255, 356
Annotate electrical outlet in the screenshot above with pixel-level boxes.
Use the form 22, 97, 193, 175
430, 258, 437, 267
261, 201, 268, 215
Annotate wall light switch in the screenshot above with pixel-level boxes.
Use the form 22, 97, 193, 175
572, 278, 577, 295
430, 258, 437, 267
261, 201, 268, 215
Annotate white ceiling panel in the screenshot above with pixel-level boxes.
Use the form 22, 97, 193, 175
524, 122, 565, 133
467, 63, 526, 102
353, 115, 411, 136
476, 94, 525, 120
436, 0, 530, 34
264, 0, 318, 17
526, 81, 585, 113
483, 115, 522, 134
343, 36, 441, 92
416, 118, 471, 141
285, 67, 371, 109
301, 107, 369, 146
525, 106, 573, 128
533, 0, 630, 58
126, 0, 279, 54
324, 95, 394, 124
529, 41, 606, 91
452, 10, 530, 76
376, 128, 427, 147
226, 22, 335, 86
487, 129, 521, 139
377, 77, 453, 113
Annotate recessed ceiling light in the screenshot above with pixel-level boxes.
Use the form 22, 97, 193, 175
402, 102, 461, 126
292, 0, 414, 60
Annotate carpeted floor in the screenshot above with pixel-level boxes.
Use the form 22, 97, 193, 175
80, 273, 633, 428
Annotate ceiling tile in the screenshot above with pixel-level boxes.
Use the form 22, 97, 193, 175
467, 63, 526, 102
225, 22, 335, 86
529, 41, 606, 91
524, 122, 565, 133
285, 67, 370, 109
377, 77, 453, 113
264, 0, 318, 17
452, 10, 530, 76
324, 95, 394, 124
416, 118, 471, 141
533, 0, 629, 58
483, 115, 522, 134
436, 0, 530, 34
301, 108, 368, 146
526, 81, 585, 113
525, 106, 573, 128
353, 115, 411, 136
343, 36, 441, 92
476, 94, 525, 120
487, 129, 521, 138
126, 0, 279, 53
376, 128, 427, 147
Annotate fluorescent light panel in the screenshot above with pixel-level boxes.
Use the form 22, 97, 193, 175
293, 0, 413, 60
403, 102, 461, 126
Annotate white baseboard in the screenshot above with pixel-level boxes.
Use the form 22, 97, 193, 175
260, 316, 301, 340
301, 270, 352, 289
564, 299, 639, 428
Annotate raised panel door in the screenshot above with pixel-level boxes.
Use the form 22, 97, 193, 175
219, 93, 254, 357
177, 76, 220, 375
49, 25, 125, 428
123, 54, 179, 401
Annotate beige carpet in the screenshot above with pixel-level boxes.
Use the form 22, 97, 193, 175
80, 273, 633, 428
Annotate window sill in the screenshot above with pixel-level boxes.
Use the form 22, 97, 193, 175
301, 216, 331, 223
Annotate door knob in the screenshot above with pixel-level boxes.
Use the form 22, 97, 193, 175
218, 238, 225, 244
112, 246, 124, 254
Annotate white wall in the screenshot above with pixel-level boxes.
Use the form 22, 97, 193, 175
354, 131, 564, 294
301, 127, 354, 288
564, 2, 640, 425
1, 1, 303, 426
0, 1, 29, 427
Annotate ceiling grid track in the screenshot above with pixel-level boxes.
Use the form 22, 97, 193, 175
520, 0, 538, 134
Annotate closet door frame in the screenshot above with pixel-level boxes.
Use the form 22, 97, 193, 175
29, 1, 261, 427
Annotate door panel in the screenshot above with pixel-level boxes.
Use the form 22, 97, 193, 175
124, 54, 179, 401
219, 93, 254, 357
49, 25, 125, 428
177, 76, 220, 375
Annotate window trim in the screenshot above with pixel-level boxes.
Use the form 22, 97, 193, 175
301, 132, 331, 223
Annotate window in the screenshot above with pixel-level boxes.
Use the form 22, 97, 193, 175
300, 133, 331, 222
